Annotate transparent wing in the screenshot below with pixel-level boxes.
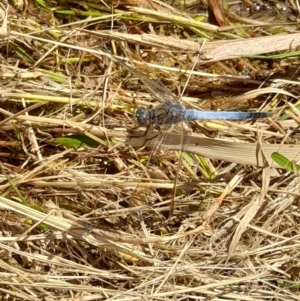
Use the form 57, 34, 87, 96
112, 56, 180, 105
165, 120, 190, 217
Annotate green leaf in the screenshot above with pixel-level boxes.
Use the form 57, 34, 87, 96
35, 0, 48, 8
54, 134, 102, 148
279, 103, 300, 121
13, 123, 21, 141
251, 50, 300, 60
271, 152, 300, 172
7, 174, 28, 206
9, 42, 35, 65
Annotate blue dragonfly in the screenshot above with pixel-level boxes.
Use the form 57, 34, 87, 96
113, 57, 268, 129
113, 56, 269, 216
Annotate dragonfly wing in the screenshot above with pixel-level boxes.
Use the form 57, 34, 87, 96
113, 56, 180, 104
136, 73, 180, 105
166, 119, 191, 217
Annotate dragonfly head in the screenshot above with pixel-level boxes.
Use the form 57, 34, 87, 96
135, 107, 152, 126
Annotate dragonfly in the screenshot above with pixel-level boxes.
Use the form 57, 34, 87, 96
112, 55, 269, 216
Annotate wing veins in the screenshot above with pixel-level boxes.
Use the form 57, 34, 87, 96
113, 56, 180, 104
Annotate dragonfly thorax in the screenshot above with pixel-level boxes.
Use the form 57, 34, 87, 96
135, 101, 187, 129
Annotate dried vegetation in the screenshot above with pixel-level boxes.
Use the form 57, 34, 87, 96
0, 0, 300, 300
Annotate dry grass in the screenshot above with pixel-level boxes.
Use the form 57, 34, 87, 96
0, 0, 300, 300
